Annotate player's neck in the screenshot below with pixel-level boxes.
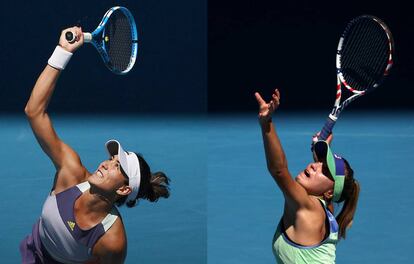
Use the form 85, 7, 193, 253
80, 189, 114, 215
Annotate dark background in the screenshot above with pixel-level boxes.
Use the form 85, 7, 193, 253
1, 1, 412, 114
209, 0, 413, 112
0, 0, 206, 113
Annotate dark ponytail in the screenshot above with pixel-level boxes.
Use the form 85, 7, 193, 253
116, 153, 170, 208
336, 158, 360, 239
145, 171, 171, 202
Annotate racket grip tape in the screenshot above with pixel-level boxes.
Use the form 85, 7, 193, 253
319, 117, 336, 141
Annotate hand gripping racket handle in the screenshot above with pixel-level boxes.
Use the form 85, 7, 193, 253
319, 117, 337, 141
65, 31, 92, 44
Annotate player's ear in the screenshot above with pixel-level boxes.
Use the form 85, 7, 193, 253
323, 189, 334, 200
116, 185, 132, 196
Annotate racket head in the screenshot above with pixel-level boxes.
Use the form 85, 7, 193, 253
336, 15, 394, 94
90, 6, 138, 74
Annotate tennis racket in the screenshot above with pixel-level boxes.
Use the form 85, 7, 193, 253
318, 15, 394, 140
65, 6, 138, 75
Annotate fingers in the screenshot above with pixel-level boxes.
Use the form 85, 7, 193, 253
71, 26, 84, 42
255, 92, 266, 105
256, 89, 281, 103
59, 26, 84, 53
312, 131, 321, 137
275, 88, 280, 100
62, 26, 82, 41
326, 133, 334, 144
256, 88, 281, 123
272, 88, 280, 102
312, 133, 319, 143
255, 88, 281, 112
271, 88, 280, 109
312, 131, 321, 139
311, 131, 333, 145
272, 94, 279, 105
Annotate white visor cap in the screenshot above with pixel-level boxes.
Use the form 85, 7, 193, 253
105, 140, 141, 203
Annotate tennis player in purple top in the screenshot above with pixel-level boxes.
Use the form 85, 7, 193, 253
20, 27, 170, 264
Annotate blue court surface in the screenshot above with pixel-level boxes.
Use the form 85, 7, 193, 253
1, 112, 413, 263
0, 114, 206, 264
208, 111, 414, 264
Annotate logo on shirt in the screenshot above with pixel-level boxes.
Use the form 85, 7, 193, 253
67, 221, 76, 231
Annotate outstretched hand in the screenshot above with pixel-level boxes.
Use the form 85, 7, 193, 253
255, 89, 281, 124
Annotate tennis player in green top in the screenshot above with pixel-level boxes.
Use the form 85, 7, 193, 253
255, 89, 360, 264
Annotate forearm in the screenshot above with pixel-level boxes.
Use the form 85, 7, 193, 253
25, 26, 82, 116
260, 119, 288, 177
25, 65, 61, 117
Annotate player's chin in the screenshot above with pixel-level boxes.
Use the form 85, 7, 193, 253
87, 173, 104, 185
295, 174, 305, 183
295, 175, 308, 188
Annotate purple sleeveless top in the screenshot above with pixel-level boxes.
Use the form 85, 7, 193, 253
38, 182, 119, 263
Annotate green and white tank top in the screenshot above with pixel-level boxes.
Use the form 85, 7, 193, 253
272, 199, 339, 264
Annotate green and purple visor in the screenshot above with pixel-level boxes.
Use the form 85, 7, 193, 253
313, 141, 345, 202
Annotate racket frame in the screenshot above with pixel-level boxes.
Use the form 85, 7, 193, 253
87, 6, 138, 74
319, 15, 394, 140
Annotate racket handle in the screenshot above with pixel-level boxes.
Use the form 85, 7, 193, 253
65, 31, 75, 43
319, 117, 336, 141
65, 32, 92, 43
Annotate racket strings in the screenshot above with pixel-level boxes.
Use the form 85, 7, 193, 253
340, 23, 371, 88
357, 22, 388, 80
340, 17, 390, 91
342, 21, 382, 79
347, 25, 384, 87
344, 24, 388, 89
342, 22, 386, 88
105, 10, 134, 72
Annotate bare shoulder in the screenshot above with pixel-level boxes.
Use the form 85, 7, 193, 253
53, 163, 90, 194
284, 196, 326, 227
294, 197, 326, 227
283, 196, 328, 245
93, 217, 127, 264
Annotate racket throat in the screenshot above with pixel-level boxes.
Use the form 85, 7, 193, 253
328, 114, 338, 121
329, 105, 341, 121
83, 33, 93, 43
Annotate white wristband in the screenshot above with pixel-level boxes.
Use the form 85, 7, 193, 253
48, 46, 73, 70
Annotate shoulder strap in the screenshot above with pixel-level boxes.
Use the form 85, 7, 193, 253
317, 197, 327, 207
76, 181, 91, 193
101, 207, 119, 232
